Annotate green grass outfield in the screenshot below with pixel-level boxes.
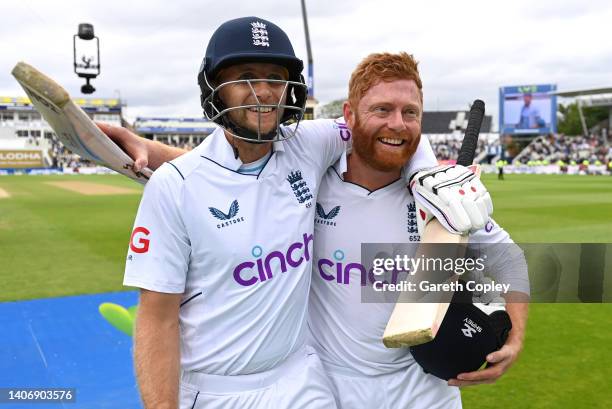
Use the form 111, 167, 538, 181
0, 174, 142, 300
0, 173, 611, 407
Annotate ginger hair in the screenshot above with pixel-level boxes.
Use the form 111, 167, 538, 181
348, 52, 423, 108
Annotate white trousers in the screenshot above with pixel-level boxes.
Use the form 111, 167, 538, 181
324, 361, 462, 409
179, 346, 338, 409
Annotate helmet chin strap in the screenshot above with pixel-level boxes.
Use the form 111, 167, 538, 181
229, 133, 240, 160
220, 115, 277, 160
221, 115, 278, 145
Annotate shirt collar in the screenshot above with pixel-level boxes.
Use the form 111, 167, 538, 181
201, 127, 285, 171
332, 150, 349, 179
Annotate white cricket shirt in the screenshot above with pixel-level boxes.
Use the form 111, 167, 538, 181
124, 119, 347, 375
308, 137, 528, 376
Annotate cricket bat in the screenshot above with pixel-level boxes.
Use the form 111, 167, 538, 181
383, 100, 486, 348
11, 61, 152, 184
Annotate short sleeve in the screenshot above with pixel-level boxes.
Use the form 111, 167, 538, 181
284, 118, 349, 173
123, 163, 191, 293
468, 219, 530, 295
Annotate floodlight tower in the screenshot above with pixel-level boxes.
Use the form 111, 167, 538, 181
300, 0, 317, 119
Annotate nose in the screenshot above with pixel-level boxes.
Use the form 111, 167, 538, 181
386, 109, 407, 133
252, 81, 274, 102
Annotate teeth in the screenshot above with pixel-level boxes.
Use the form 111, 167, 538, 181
379, 138, 404, 146
248, 107, 274, 113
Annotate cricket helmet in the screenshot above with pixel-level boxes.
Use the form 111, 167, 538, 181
197, 16, 307, 142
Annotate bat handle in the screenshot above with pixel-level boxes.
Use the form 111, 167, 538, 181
456, 99, 485, 167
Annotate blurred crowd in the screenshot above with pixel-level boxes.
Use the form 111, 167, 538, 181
48, 134, 92, 170
430, 137, 493, 161
44, 135, 197, 170
40, 130, 611, 170
515, 133, 611, 165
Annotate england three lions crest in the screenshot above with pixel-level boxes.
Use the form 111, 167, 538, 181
407, 202, 420, 241
251, 21, 269, 47
287, 170, 313, 207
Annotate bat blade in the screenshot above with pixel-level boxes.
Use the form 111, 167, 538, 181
383, 222, 465, 347
11, 61, 151, 184
383, 100, 485, 348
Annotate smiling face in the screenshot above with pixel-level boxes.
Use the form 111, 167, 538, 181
345, 78, 422, 172
216, 62, 289, 135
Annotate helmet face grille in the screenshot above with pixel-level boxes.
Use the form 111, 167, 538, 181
202, 74, 307, 143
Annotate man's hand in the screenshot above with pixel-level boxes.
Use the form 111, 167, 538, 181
447, 339, 522, 387
96, 122, 149, 172
96, 122, 186, 172
409, 165, 493, 236
448, 297, 528, 387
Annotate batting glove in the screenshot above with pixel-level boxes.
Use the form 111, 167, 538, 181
409, 165, 493, 236
463, 270, 507, 305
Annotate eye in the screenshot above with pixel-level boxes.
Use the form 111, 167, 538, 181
238, 72, 256, 81
403, 108, 419, 119
373, 106, 389, 114
268, 73, 284, 81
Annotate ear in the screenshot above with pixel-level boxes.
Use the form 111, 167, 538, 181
343, 101, 355, 129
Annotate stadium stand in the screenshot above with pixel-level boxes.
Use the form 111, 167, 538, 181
422, 110, 492, 134
133, 117, 217, 150
514, 133, 611, 165
0, 96, 122, 171
422, 110, 499, 164
2, 95, 610, 175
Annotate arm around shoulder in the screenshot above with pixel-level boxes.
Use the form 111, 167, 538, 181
97, 122, 187, 171
288, 118, 349, 170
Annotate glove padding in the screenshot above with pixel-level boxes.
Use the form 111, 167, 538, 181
462, 269, 507, 304
409, 164, 493, 235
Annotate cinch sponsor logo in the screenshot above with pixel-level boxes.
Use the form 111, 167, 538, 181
317, 250, 404, 286
209, 199, 245, 229
334, 118, 352, 141
130, 227, 150, 253
315, 203, 340, 226
233, 233, 314, 286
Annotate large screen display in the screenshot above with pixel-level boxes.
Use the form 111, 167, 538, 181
499, 84, 557, 135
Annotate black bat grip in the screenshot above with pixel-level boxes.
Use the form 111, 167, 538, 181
456, 99, 485, 166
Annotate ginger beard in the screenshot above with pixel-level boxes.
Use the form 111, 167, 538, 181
351, 113, 421, 172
